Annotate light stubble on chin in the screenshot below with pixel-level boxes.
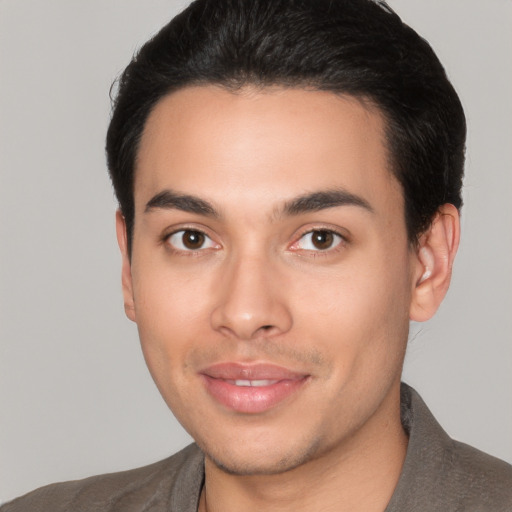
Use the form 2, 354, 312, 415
203, 433, 325, 477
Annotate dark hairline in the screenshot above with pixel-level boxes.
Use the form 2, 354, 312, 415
107, 0, 466, 256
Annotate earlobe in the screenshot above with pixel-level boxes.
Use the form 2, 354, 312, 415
409, 204, 460, 322
115, 210, 136, 322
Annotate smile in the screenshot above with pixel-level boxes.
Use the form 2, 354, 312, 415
200, 363, 309, 414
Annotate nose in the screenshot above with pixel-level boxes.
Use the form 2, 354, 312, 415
210, 254, 293, 340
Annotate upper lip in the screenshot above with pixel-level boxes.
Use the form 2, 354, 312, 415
200, 362, 308, 381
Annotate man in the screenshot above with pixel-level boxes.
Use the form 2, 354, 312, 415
2, 0, 511, 510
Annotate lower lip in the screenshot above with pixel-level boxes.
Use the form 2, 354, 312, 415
202, 376, 308, 414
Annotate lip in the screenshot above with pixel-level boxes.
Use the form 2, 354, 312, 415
200, 363, 309, 414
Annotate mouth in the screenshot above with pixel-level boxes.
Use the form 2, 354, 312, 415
200, 363, 309, 414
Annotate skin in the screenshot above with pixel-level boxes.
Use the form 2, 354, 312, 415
116, 86, 459, 512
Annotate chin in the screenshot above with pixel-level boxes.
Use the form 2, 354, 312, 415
201, 434, 323, 476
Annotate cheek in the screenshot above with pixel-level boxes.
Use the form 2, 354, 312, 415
289, 254, 412, 372
130, 263, 214, 381
131, 272, 207, 419
133, 257, 211, 327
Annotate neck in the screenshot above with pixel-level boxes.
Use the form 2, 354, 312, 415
199, 382, 408, 512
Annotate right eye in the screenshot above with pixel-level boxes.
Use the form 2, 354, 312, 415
166, 230, 218, 251
295, 229, 344, 252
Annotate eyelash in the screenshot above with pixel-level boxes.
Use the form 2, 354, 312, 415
289, 228, 347, 256
162, 227, 348, 256
162, 227, 219, 256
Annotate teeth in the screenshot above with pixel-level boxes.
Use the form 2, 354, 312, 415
234, 379, 276, 387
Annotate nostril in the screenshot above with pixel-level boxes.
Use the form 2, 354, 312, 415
261, 325, 273, 331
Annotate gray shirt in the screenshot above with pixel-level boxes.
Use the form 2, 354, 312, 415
2, 384, 511, 511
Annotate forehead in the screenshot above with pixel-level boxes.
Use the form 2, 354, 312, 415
135, 85, 402, 219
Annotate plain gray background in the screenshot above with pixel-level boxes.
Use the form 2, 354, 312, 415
1, 0, 511, 503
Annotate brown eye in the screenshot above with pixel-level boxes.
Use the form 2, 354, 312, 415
182, 230, 204, 249
167, 230, 216, 251
296, 230, 343, 251
311, 231, 334, 250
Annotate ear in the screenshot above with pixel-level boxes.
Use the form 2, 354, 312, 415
409, 204, 460, 322
115, 210, 136, 322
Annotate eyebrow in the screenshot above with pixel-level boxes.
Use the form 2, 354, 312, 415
281, 189, 374, 216
145, 189, 219, 217
144, 187, 373, 219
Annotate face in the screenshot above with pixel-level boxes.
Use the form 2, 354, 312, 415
119, 86, 422, 475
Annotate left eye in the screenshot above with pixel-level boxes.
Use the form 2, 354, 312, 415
296, 230, 343, 251
167, 230, 217, 251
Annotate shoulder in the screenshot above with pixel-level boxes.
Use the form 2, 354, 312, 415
389, 384, 512, 511
0, 444, 204, 512
439, 437, 512, 509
